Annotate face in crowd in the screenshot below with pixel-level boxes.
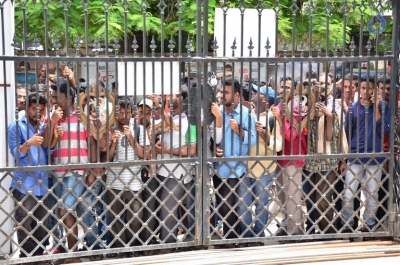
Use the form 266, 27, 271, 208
50, 87, 73, 113
138, 106, 152, 126
118, 105, 132, 126
318, 74, 332, 101
222, 84, 240, 109
359, 80, 374, 103
40, 68, 46, 77
28, 102, 46, 124
17, 87, 26, 111
251, 90, 266, 109
279, 80, 292, 96
343, 79, 358, 101
378, 82, 390, 103
167, 93, 183, 110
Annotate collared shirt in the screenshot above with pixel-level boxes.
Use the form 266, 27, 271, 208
8, 115, 51, 196
216, 103, 256, 179
304, 113, 339, 172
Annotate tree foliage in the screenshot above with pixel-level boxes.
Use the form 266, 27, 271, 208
14, 0, 392, 52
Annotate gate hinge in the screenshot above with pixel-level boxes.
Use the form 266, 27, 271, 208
389, 212, 397, 222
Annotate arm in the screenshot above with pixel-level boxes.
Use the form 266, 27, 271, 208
344, 107, 351, 144
269, 123, 283, 152
42, 120, 54, 149
9, 124, 43, 157
255, 121, 269, 143
123, 125, 145, 159
108, 129, 121, 161
42, 106, 63, 148
243, 114, 257, 146
214, 127, 223, 144
8, 123, 27, 157
316, 102, 334, 141
211, 104, 223, 144
382, 102, 390, 135
157, 143, 197, 157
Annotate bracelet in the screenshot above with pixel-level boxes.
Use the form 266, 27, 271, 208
24, 141, 31, 148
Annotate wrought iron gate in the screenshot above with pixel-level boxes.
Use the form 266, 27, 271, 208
0, 0, 399, 264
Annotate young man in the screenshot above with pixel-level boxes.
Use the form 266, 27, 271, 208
17, 84, 27, 118
38, 67, 47, 84
151, 90, 196, 249
43, 82, 86, 264
237, 86, 282, 242
8, 93, 60, 261
137, 98, 159, 249
214, 79, 256, 245
341, 74, 359, 114
303, 73, 342, 234
342, 76, 390, 232
106, 98, 145, 257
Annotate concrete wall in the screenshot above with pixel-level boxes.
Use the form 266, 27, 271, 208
0, 0, 16, 256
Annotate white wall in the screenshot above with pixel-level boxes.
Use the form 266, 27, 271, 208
117, 61, 180, 95
0, 0, 15, 256
214, 8, 277, 58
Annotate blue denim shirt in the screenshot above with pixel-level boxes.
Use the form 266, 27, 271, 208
8, 116, 52, 196
216, 103, 256, 179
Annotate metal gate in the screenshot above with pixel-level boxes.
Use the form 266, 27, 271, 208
0, 0, 399, 264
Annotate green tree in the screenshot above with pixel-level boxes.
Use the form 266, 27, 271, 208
14, 0, 391, 53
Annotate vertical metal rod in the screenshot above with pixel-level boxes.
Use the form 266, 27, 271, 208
389, 0, 399, 238
0, 4, 9, 166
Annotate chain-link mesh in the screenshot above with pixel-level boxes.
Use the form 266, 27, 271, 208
0, 0, 399, 264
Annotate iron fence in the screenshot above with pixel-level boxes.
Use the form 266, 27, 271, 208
0, 0, 399, 264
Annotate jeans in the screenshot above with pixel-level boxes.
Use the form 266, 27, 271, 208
212, 176, 240, 239
185, 179, 196, 235
76, 180, 103, 247
302, 171, 315, 234
139, 173, 160, 245
157, 176, 186, 243
105, 189, 142, 247
13, 189, 49, 256
342, 164, 382, 227
47, 177, 64, 246
303, 169, 336, 233
54, 173, 86, 210
237, 174, 273, 238
280, 165, 304, 234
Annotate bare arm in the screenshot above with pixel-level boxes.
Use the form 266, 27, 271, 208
156, 142, 197, 157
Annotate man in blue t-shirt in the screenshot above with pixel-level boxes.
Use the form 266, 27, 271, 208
341, 76, 390, 232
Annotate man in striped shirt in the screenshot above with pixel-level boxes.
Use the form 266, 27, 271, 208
44, 82, 87, 264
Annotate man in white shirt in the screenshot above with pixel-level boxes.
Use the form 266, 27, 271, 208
151, 90, 196, 249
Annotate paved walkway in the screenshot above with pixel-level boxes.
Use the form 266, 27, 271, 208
71, 240, 400, 265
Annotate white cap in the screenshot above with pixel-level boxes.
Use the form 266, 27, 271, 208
137, 98, 154, 109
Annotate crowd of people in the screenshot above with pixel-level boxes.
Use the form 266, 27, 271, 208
7, 64, 397, 264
